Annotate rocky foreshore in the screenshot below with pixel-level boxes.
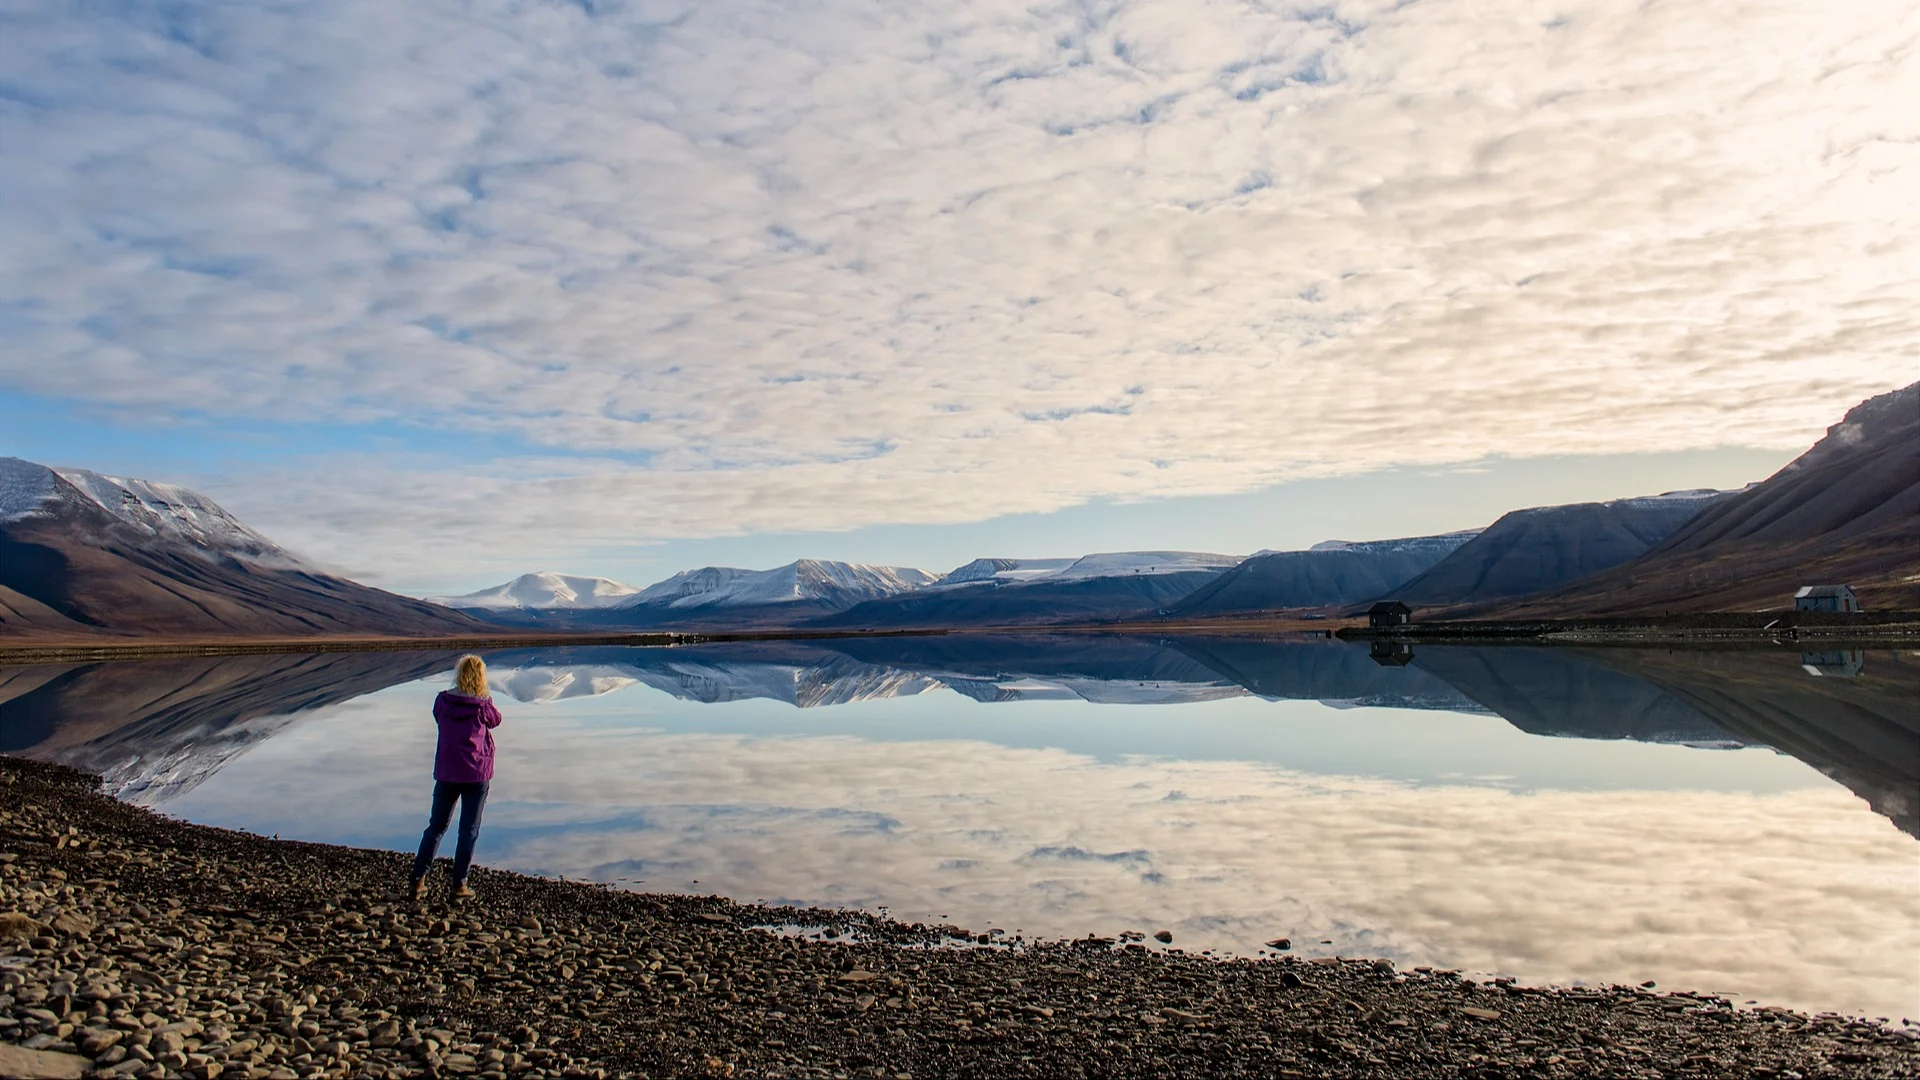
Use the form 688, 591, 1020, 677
1, 758, 1913, 1080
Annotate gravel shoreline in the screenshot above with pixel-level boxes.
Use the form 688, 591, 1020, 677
2, 758, 1913, 1079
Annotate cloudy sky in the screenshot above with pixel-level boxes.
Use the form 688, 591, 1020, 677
3, 0, 1916, 592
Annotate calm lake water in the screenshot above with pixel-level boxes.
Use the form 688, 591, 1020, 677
3, 636, 1916, 1020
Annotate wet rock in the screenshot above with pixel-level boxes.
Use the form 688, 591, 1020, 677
1152, 931, 1173, 944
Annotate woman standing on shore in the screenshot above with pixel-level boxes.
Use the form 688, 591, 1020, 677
409, 654, 502, 901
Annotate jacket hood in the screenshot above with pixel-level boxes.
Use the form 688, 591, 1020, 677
437, 690, 494, 717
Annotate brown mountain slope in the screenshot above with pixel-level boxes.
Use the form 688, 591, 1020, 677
0, 460, 488, 640
0, 583, 92, 636
1498, 382, 1919, 615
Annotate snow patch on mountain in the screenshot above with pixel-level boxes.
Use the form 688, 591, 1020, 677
1045, 678, 1248, 705
1303, 530, 1483, 554
0, 458, 58, 521
56, 466, 315, 569
934, 552, 1238, 589
1614, 488, 1736, 508
936, 557, 1079, 587
1049, 551, 1241, 580
626, 559, 938, 610
431, 572, 641, 611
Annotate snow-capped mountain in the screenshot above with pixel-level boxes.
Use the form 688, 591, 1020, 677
0, 456, 483, 639
1, 457, 315, 571
438, 559, 944, 629
430, 571, 641, 611
624, 558, 938, 611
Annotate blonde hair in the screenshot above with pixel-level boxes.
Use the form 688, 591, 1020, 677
454, 654, 489, 698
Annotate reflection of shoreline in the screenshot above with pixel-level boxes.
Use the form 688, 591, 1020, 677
1578, 648, 1920, 840
14, 643, 1916, 1017
1333, 609, 1920, 644
6, 637, 1917, 837
0, 650, 459, 802
0, 631, 687, 667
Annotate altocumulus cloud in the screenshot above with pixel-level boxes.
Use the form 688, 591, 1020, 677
3, 0, 1918, 576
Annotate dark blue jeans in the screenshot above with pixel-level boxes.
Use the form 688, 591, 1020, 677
410, 780, 489, 883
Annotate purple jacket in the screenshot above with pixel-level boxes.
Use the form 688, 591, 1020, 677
432, 690, 502, 783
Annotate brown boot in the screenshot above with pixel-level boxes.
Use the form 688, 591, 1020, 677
451, 882, 475, 900
407, 877, 425, 902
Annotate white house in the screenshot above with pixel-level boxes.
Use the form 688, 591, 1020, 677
1794, 584, 1861, 613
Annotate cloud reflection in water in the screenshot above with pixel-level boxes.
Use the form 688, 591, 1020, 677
163, 680, 1920, 1020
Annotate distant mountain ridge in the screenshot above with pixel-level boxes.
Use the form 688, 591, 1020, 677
420, 385, 1918, 630
0, 457, 486, 641
808, 551, 1241, 630
1391, 489, 1733, 613
439, 552, 1247, 630
1168, 531, 1478, 618
427, 558, 942, 628
8, 385, 1910, 642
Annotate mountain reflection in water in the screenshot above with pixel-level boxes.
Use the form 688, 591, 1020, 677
1, 636, 1915, 1017
6, 636, 1912, 832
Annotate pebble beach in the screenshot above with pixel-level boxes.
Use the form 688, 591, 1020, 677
2, 757, 1915, 1079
